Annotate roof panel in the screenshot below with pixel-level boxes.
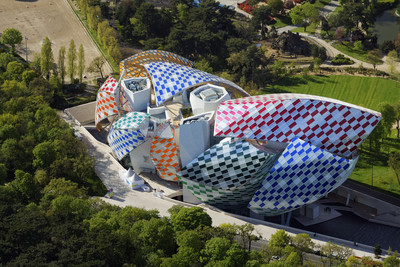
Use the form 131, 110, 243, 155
144, 61, 246, 106
248, 137, 358, 216
215, 93, 381, 158
180, 139, 279, 190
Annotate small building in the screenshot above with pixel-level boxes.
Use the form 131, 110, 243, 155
122, 78, 151, 112
190, 84, 230, 116
179, 111, 215, 167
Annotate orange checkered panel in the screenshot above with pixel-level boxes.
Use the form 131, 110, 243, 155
150, 137, 180, 181
95, 76, 119, 128
120, 50, 194, 79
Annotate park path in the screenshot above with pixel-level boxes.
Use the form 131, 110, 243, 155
276, 0, 397, 73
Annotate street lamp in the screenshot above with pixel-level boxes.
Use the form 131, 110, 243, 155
25, 36, 28, 63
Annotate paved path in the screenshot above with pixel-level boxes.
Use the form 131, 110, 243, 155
275, 0, 398, 73
298, 33, 398, 73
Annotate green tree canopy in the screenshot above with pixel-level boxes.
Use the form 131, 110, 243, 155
1, 28, 23, 53
78, 44, 85, 83
58, 46, 66, 84
269, 229, 291, 249
170, 206, 212, 232
289, 2, 319, 32
267, 0, 284, 15
388, 152, 400, 185
40, 37, 54, 80
67, 40, 77, 83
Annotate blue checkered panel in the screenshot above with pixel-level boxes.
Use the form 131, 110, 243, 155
248, 137, 358, 216
178, 150, 279, 207
180, 139, 276, 190
144, 61, 242, 106
107, 127, 146, 160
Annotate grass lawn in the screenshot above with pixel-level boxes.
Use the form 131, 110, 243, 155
332, 42, 383, 65
273, 15, 292, 28
351, 136, 400, 197
261, 75, 400, 110
291, 23, 319, 34
262, 74, 400, 197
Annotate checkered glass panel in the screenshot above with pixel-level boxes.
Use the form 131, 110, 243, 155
214, 94, 381, 158
178, 151, 279, 207
95, 76, 119, 126
107, 127, 146, 160
120, 50, 194, 78
180, 139, 275, 190
150, 137, 180, 181
113, 112, 150, 130
144, 61, 242, 106
248, 137, 359, 216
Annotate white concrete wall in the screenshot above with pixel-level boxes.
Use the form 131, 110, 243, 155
183, 185, 203, 204
179, 120, 210, 167
129, 139, 156, 174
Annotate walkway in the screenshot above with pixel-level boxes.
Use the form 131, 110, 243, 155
275, 0, 398, 73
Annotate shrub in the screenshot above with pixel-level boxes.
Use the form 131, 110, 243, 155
331, 54, 354, 65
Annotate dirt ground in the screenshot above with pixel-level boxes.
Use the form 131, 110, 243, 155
0, 0, 112, 83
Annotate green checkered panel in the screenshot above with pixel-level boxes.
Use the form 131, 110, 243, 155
180, 139, 274, 190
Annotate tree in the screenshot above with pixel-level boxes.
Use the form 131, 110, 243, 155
78, 44, 85, 83
1, 28, 23, 53
40, 37, 54, 80
320, 242, 352, 266
0, 163, 7, 185
388, 152, 400, 185
33, 141, 56, 169
4, 61, 24, 81
334, 27, 345, 43
384, 250, 400, 267
43, 178, 87, 198
393, 101, 400, 138
0, 52, 15, 71
251, 6, 272, 39
10, 170, 40, 202
381, 40, 395, 54
374, 244, 382, 258
292, 233, 314, 254
87, 56, 106, 79
58, 46, 66, 85
269, 229, 291, 249
22, 70, 38, 86
201, 237, 231, 264
236, 223, 258, 252
367, 49, 382, 70
289, 2, 319, 32
67, 39, 77, 83
267, 0, 284, 15
29, 78, 54, 103
169, 206, 212, 232
378, 102, 396, 138
87, 5, 102, 31
313, 57, 322, 73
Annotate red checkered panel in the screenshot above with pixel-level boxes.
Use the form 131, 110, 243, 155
214, 94, 381, 158
95, 76, 119, 127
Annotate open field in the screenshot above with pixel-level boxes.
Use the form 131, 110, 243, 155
261, 75, 400, 110
263, 75, 400, 197
0, 0, 112, 82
